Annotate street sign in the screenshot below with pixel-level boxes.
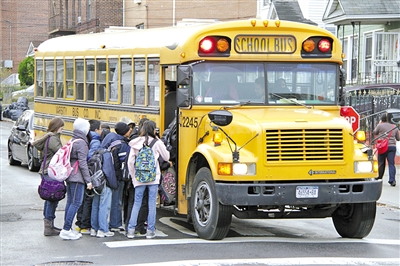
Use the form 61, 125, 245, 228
340, 106, 360, 133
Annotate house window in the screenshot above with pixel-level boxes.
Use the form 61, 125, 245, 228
364, 34, 373, 81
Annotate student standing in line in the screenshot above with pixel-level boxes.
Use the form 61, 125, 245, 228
126, 120, 170, 239
59, 118, 92, 240
32, 117, 65, 236
89, 120, 118, 238
100, 122, 132, 232
373, 113, 400, 186
75, 120, 103, 235
124, 118, 150, 236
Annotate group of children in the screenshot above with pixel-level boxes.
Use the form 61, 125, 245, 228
34, 116, 172, 240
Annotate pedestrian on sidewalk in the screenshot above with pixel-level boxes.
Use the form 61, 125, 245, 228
32, 117, 65, 236
373, 113, 400, 186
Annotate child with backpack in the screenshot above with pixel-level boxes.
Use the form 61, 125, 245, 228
100, 122, 132, 232
75, 120, 102, 235
59, 118, 92, 240
32, 117, 65, 236
126, 120, 170, 239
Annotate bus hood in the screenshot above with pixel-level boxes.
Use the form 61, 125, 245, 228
227, 107, 349, 130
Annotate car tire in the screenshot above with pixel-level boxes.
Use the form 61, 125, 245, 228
8, 141, 21, 166
332, 202, 376, 239
27, 145, 40, 172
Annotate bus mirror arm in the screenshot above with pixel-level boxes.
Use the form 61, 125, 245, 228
212, 124, 240, 163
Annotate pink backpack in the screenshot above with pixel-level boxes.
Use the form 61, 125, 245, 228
48, 139, 81, 182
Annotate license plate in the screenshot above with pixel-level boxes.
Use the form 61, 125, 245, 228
296, 186, 318, 198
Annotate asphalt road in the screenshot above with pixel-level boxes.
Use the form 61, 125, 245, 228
1, 120, 399, 266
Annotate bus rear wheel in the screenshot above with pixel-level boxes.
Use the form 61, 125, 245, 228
190, 167, 232, 240
332, 202, 376, 239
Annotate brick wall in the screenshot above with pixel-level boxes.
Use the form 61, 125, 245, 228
125, 0, 257, 29
76, 0, 123, 34
0, 0, 48, 75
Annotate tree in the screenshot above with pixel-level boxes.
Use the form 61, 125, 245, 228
18, 56, 34, 86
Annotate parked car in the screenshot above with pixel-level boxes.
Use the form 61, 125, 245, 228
8, 110, 40, 171
0, 96, 2, 121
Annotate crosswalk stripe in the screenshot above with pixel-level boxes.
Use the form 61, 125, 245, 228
123, 257, 400, 266
104, 236, 400, 248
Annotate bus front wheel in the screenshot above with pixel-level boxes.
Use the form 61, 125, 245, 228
332, 202, 376, 238
190, 167, 232, 240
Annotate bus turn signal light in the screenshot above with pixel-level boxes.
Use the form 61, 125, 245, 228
302, 39, 315, 52
218, 163, 232, 175
216, 38, 229, 52
355, 131, 366, 142
213, 133, 223, 146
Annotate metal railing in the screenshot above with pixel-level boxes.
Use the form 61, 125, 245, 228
345, 90, 400, 145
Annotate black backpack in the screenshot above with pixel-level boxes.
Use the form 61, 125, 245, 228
87, 148, 108, 195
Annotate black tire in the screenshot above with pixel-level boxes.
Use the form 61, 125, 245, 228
8, 141, 21, 166
27, 145, 40, 172
332, 202, 376, 239
190, 167, 232, 240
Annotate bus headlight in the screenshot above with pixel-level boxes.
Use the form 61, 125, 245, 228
354, 161, 373, 173
233, 163, 256, 175
218, 163, 256, 175
233, 163, 247, 175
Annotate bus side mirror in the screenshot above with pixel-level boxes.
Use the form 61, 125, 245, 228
208, 110, 233, 126
339, 68, 346, 87
177, 65, 191, 107
177, 85, 190, 107
177, 65, 190, 86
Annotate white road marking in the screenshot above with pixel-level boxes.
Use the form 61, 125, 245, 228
124, 257, 400, 265
104, 236, 400, 248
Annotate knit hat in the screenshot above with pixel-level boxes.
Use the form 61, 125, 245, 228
119, 116, 135, 128
115, 122, 130, 136
73, 118, 90, 135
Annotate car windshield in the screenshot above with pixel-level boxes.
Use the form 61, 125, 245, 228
191, 62, 338, 105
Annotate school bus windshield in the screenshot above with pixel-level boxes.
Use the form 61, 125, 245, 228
192, 62, 338, 105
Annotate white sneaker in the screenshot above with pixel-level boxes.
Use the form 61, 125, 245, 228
59, 229, 81, 240
90, 229, 97, 237
96, 230, 114, 238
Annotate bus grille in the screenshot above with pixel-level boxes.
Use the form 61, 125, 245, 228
265, 129, 344, 161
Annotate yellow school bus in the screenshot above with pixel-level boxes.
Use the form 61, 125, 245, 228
34, 19, 381, 240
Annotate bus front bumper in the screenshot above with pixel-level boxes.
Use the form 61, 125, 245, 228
215, 179, 382, 206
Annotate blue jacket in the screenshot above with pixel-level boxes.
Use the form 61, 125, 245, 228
88, 131, 101, 160
102, 151, 118, 189
100, 132, 125, 149
100, 132, 129, 181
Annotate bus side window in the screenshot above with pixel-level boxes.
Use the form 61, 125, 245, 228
56, 59, 64, 98
87, 84, 94, 101
86, 59, 95, 101
97, 59, 106, 102
36, 60, 44, 97
66, 59, 74, 98
121, 58, 132, 104
76, 59, 84, 100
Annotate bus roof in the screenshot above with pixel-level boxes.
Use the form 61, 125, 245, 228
35, 19, 340, 63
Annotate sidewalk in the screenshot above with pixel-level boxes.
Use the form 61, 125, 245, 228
377, 165, 400, 209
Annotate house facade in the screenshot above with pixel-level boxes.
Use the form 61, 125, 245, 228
323, 0, 400, 85
123, 0, 256, 29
